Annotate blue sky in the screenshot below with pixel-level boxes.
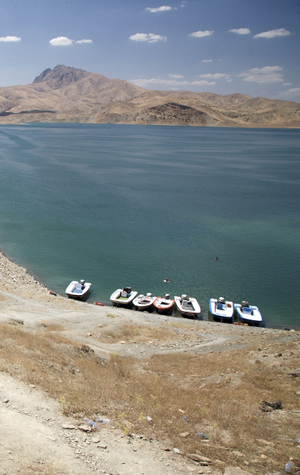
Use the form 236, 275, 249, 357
0, 0, 299, 101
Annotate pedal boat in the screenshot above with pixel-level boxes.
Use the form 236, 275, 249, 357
153, 294, 175, 315
174, 294, 201, 318
65, 280, 91, 301
209, 297, 234, 323
234, 301, 263, 325
133, 293, 156, 311
110, 287, 138, 306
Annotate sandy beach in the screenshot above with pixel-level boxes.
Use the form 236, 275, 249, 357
0, 249, 299, 475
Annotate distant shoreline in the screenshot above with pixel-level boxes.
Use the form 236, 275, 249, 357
0, 120, 300, 129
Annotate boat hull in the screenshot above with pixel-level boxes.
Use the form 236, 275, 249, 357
209, 298, 234, 323
110, 289, 138, 306
234, 304, 263, 325
174, 296, 201, 318
65, 281, 91, 301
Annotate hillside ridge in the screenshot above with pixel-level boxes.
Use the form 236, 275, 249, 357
0, 65, 299, 127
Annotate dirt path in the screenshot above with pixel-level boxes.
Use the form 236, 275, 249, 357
0, 372, 198, 475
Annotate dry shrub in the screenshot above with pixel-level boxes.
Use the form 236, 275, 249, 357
0, 322, 299, 474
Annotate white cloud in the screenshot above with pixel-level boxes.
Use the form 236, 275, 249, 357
49, 36, 73, 46
278, 88, 300, 100
189, 30, 214, 38
169, 74, 184, 79
229, 28, 251, 35
192, 80, 216, 86
253, 28, 291, 39
199, 73, 231, 80
129, 33, 167, 43
146, 6, 172, 12
49, 37, 92, 46
0, 36, 21, 42
202, 59, 213, 63
130, 77, 215, 88
75, 39, 93, 44
239, 66, 284, 84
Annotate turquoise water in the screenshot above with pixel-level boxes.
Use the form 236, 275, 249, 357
0, 123, 299, 328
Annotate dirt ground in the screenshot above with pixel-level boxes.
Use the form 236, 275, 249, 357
0, 250, 299, 475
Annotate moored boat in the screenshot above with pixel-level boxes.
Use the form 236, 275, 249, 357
110, 287, 138, 306
153, 294, 175, 315
234, 301, 263, 325
174, 294, 201, 318
209, 297, 234, 323
65, 279, 91, 300
133, 292, 156, 311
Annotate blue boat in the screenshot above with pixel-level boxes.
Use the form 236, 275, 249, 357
234, 301, 263, 326
209, 297, 234, 323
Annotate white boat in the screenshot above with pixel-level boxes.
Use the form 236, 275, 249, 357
153, 294, 175, 315
133, 293, 156, 311
234, 301, 263, 325
110, 287, 138, 306
209, 297, 234, 323
65, 280, 91, 300
174, 294, 201, 318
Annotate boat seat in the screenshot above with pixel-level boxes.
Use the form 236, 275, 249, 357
242, 307, 252, 314
121, 291, 128, 298
182, 300, 191, 308
73, 287, 83, 294
217, 302, 223, 310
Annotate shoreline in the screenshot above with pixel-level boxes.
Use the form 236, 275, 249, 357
0, 248, 299, 332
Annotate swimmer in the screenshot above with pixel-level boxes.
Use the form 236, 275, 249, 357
163, 277, 169, 283
215, 257, 218, 261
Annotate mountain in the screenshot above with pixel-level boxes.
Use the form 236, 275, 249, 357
0, 65, 299, 128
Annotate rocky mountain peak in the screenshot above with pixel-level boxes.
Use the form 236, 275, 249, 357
33, 65, 88, 89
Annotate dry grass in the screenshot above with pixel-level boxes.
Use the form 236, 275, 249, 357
0, 321, 299, 474
97, 321, 179, 344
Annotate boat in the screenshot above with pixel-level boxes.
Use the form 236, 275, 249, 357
234, 301, 263, 325
65, 279, 91, 300
110, 287, 138, 306
174, 294, 201, 318
153, 294, 175, 315
209, 297, 234, 323
133, 292, 156, 311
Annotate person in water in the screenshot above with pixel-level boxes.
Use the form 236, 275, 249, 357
164, 277, 169, 283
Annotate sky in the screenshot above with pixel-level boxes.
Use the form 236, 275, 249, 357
0, 0, 299, 101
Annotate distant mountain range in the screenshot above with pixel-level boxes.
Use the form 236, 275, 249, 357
0, 65, 299, 128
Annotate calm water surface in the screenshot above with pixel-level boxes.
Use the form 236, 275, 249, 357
0, 123, 299, 328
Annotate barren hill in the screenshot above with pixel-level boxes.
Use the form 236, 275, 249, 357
0, 65, 299, 127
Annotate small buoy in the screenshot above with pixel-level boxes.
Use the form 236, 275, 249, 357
49, 291, 57, 296
94, 302, 104, 306
215, 257, 218, 261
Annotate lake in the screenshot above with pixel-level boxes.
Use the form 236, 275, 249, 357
0, 123, 299, 328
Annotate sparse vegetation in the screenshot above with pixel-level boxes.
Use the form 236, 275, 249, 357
0, 321, 299, 474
